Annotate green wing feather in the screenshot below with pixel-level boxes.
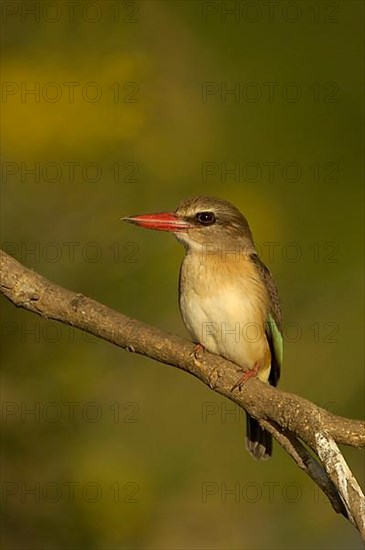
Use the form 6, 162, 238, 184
250, 254, 283, 387
266, 314, 283, 386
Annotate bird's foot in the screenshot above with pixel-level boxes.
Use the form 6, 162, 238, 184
191, 343, 205, 363
231, 362, 259, 392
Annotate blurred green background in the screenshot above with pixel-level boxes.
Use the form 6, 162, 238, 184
1, 1, 364, 548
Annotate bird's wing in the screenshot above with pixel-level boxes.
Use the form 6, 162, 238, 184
250, 254, 283, 386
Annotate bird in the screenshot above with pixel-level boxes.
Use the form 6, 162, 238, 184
122, 196, 283, 460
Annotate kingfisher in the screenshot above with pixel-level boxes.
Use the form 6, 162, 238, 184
122, 196, 283, 460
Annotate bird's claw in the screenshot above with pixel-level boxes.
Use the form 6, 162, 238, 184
231, 362, 259, 392
191, 343, 205, 363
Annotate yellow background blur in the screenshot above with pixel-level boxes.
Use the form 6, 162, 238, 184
1, 1, 364, 548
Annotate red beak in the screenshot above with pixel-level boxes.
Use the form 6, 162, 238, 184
122, 212, 190, 233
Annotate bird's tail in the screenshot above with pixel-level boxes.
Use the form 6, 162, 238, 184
245, 412, 272, 460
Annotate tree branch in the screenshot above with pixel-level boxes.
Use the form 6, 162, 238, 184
1, 250, 364, 540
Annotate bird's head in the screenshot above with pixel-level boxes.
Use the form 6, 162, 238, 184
122, 196, 256, 254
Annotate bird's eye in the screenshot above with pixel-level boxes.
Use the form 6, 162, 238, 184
195, 211, 216, 226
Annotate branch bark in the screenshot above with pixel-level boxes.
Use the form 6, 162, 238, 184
1, 250, 364, 539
